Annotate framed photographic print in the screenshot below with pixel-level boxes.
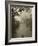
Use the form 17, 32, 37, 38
5, 1, 37, 45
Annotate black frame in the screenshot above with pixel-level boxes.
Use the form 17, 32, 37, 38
5, 1, 37, 45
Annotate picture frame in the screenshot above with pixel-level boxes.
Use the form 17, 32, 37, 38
5, 1, 37, 45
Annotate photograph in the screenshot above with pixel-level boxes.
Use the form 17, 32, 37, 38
5, 1, 37, 45
10, 5, 32, 38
